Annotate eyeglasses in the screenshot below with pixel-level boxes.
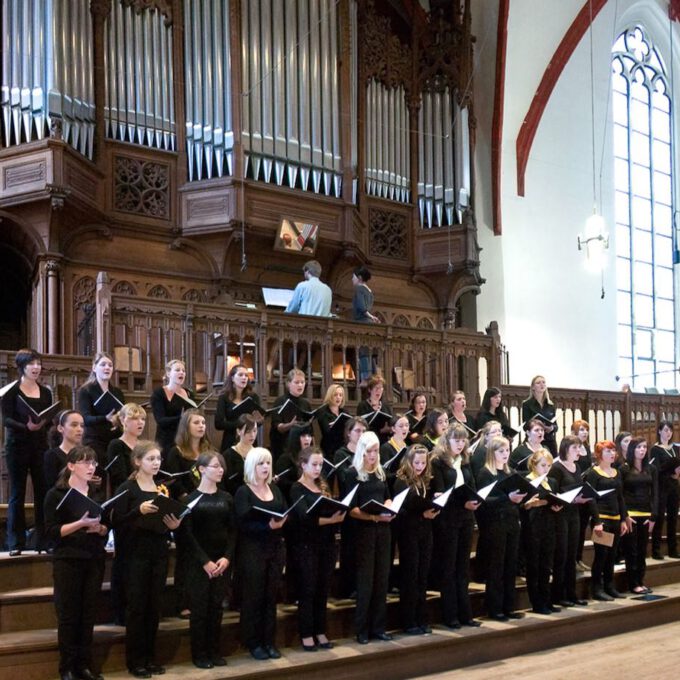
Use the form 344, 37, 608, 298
75, 460, 97, 467
205, 464, 223, 470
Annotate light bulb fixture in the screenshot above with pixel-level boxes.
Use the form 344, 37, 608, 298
577, 212, 609, 272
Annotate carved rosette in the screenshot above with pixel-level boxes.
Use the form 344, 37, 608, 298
112, 280, 137, 295
182, 288, 206, 303
114, 156, 170, 218
369, 208, 407, 260
73, 276, 96, 308
147, 284, 170, 299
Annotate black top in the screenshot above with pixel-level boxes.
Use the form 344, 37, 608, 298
77, 381, 125, 452
476, 467, 520, 519
224, 447, 247, 497
234, 483, 287, 544
214, 391, 262, 452
165, 446, 201, 498
509, 443, 538, 473
476, 407, 510, 431
274, 451, 298, 502
393, 477, 433, 532
345, 468, 390, 510
315, 404, 350, 459
150, 386, 196, 456
44, 486, 108, 560
521, 397, 557, 444
180, 488, 236, 566
44, 446, 69, 490
577, 443, 592, 474
113, 479, 173, 557
333, 446, 355, 493
620, 463, 658, 520
106, 439, 134, 492
548, 459, 582, 514
584, 466, 627, 522
649, 444, 680, 483
431, 456, 476, 525
2, 381, 53, 452
289, 482, 337, 546
352, 283, 374, 322
356, 399, 393, 443
269, 392, 312, 459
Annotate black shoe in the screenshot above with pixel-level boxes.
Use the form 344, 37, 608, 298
316, 640, 334, 650
571, 599, 588, 606
490, 613, 509, 622
462, 619, 482, 627
652, 553, 665, 560
210, 656, 227, 666
147, 665, 165, 675
558, 600, 575, 607
302, 642, 318, 652
604, 586, 625, 599
250, 647, 269, 660
549, 605, 562, 613
668, 551, 680, 558
128, 669, 151, 679
61, 673, 78, 680
356, 633, 369, 645
265, 646, 281, 659
420, 625, 433, 634
404, 627, 422, 635
505, 611, 524, 619
8, 549, 22, 557
593, 591, 614, 602
532, 607, 553, 615
443, 620, 461, 630
76, 670, 104, 680
193, 658, 213, 669
372, 632, 393, 641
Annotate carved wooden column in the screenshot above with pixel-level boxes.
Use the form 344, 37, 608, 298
96, 271, 112, 354
90, 0, 111, 169
43, 259, 61, 354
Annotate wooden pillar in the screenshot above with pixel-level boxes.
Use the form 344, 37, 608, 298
45, 259, 61, 354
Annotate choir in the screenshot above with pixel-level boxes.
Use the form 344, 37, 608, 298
1, 348, 676, 680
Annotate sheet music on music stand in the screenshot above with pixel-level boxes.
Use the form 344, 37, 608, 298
262, 287, 295, 308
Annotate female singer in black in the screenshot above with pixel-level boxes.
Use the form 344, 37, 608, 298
333, 417, 367, 491
476, 387, 510, 432
476, 437, 526, 620
44, 410, 84, 491
269, 368, 311, 460
347, 431, 394, 643
521, 375, 557, 455
224, 413, 258, 496
621, 437, 658, 594
315, 383, 350, 459
406, 391, 428, 443
150, 359, 196, 459
509, 418, 545, 473
548, 435, 590, 607
274, 423, 314, 502
523, 449, 562, 614
470, 420, 503, 478
44, 445, 109, 680
614, 431, 632, 468
289, 447, 345, 650
650, 420, 680, 559
77, 352, 124, 496
2, 348, 53, 554
447, 390, 476, 433
180, 451, 236, 669
394, 444, 439, 634
430, 424, 481, 628
417, 408, 450, 452
214, 363, 263, 452
572, 420, 593, 573
584, 440, 628, 600
114, 441, 182, 678
356, 374, 393, 443
234, 447, 287, 660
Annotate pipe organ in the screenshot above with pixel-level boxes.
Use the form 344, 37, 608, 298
1, 0, 95, 157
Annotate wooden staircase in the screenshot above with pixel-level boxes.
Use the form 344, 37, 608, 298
2, 538, 680, 680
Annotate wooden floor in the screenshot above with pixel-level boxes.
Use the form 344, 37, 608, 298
417, 620, 680, 679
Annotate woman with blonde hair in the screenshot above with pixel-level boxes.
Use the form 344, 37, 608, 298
430, 423, 481, 628
521, 375, 557, 455
347, 431, 394, 643
475, 437, 526, 620
234, 448, 287, 660
150, 359, 196, 459
316, 383, 350, 459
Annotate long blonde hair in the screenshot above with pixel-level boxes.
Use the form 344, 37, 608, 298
352, 431, 386, 482
484, 436, 511, 475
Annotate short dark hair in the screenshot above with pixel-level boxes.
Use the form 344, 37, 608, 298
354, 266, 371, 282
15, 348, 41, 376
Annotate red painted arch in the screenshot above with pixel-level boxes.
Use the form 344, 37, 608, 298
516, 0, 608, 197
492, 0, 510, 234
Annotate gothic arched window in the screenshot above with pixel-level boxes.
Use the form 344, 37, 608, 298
612, 26, 676, 390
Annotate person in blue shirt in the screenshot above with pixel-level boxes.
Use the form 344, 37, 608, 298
285, 260, 332, 317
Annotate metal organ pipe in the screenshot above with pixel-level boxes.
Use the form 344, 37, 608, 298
1, 0, 94, 157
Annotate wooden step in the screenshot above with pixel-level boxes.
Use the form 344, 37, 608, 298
2, 557, 680, 679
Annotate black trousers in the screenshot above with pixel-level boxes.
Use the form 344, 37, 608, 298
482, 513, 520, 616
551, 507, 580, 603
355, 522, 391, 636
53, 557, 105, 674
434, 519, 473, 625
576, 502, 592, 563
238, 536, 285, 650
623, 517, 650, 590
173, 537, 191, 614
590, 518, 621, 590
187, 559, 228, 660
125, 549, 169, 669
524, 510, 556, 611
338, 520, 357, 597
652, 480, 678, 556
397, 519, 433, 629
5, 446, 46, 550
292, 541, 336, 638
110, 530, 129, 624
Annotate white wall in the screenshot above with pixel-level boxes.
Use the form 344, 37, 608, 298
474, 0, 678, 391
